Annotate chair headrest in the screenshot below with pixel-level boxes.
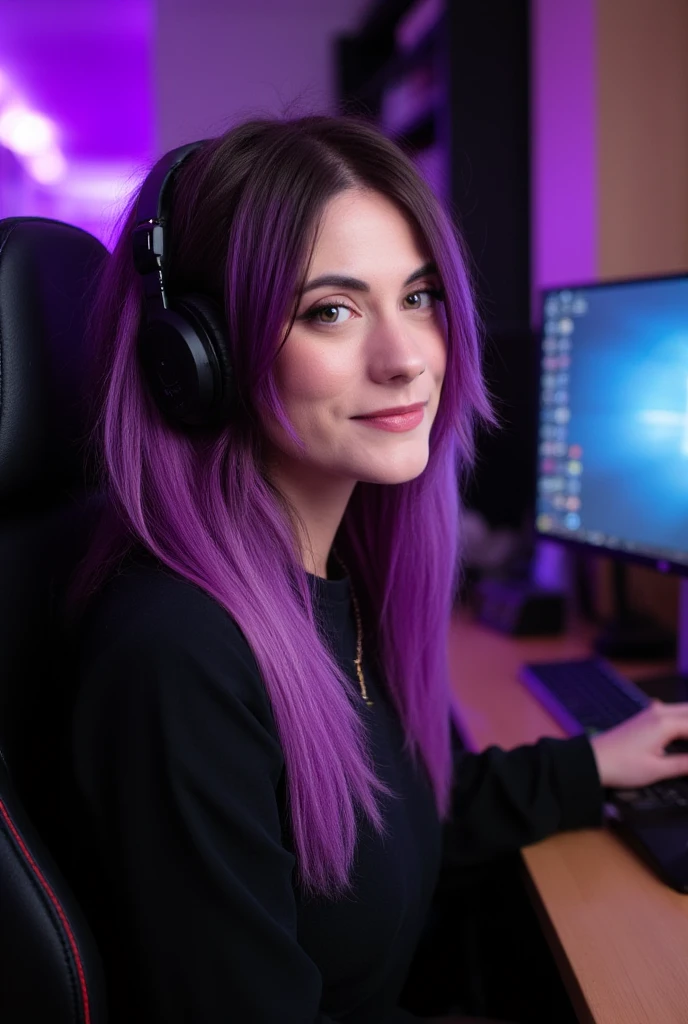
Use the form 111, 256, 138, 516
0, 218, 108, 504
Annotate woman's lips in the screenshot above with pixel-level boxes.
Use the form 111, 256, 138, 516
353, 408, 425, 432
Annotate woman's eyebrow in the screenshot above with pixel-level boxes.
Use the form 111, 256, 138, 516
301, 261, 438, 295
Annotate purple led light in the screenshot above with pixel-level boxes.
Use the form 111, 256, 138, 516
0, 0, 153, 243
0, 79, 66, 184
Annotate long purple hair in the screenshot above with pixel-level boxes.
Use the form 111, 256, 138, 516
74, 115, 492, 897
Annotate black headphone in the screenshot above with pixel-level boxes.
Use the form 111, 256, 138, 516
132, 141, 235, 427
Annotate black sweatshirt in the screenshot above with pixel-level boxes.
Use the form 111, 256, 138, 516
69, 556, 603, 1024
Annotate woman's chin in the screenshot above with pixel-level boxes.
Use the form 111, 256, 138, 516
354, 449, 430, 485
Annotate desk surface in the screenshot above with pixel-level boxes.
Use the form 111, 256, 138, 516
448, 611, 688, 1024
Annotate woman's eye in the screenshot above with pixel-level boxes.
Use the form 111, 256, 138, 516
306, 303, 354, 325
403, 288, 443, 310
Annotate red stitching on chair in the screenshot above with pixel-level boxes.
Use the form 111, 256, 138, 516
0, 796, 91, 1024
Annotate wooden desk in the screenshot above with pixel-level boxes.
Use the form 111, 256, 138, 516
448, 611, 688, 1024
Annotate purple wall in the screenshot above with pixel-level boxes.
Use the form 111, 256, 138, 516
530, 0, 598, 590
531, 0, 597, 317
155, 0, 369, 151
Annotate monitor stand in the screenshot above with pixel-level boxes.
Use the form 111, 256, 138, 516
593, 562, 676, 661
631, 578, 688, 704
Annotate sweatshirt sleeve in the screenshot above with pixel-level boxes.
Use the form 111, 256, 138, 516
72, 592, 346, 1024
442, 728, 605, 867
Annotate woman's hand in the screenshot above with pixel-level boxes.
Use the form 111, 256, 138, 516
590, 701, 688, 788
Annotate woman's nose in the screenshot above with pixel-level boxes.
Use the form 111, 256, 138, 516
366, 317, 427, 383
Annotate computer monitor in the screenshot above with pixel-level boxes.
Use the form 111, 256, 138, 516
534, 272, 688, 678
535, 273, 688, 576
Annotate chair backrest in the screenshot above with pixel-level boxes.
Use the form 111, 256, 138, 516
0, 217, 109, 1024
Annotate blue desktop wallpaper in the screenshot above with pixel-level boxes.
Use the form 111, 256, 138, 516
542, 277, 688, 559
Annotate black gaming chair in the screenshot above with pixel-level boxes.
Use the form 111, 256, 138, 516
0, 217, 109, 1022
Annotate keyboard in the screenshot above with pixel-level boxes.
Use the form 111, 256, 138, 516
519, 657, 651, 736
519, 657, 688, 815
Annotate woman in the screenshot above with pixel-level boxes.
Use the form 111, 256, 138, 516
69, 115, 688, 1024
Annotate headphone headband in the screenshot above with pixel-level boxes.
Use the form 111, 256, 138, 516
132, 141, 206, 310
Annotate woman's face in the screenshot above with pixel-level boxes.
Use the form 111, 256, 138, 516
264, 189, 447, 488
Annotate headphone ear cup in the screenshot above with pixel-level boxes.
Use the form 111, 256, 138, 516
139, 293, 233, 426
175, 294, 235, 421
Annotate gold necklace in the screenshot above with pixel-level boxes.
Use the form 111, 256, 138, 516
331, 549, 374, 708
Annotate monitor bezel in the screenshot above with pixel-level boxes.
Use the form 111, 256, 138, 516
533, 270, 688, 580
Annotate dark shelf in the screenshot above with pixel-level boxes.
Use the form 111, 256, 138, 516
393, 109, 437, 153
354, 0, 419, 42
344, 16, 444, 112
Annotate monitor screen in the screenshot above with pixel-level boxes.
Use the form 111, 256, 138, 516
535, 275, 688, 570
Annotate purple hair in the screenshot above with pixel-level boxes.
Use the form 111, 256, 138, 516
74, 115, 492, 897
